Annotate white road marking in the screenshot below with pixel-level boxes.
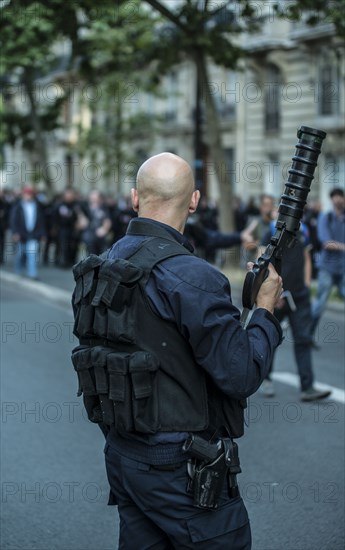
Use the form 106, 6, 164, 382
0, 269, 71, 308
272, 372, 345, 404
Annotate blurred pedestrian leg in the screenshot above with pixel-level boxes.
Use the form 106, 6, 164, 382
311, 270, 345, 337
15, 239, 39, 279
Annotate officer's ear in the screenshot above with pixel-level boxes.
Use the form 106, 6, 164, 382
131, 188, 139, 212
189, 190, 200, 214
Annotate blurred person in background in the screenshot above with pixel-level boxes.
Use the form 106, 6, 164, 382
198, 196, 219, 262
303, 200, 322, 280
233, 196, 248, 233
78, 190, 112, 255
260, 219, 331, 401
0, 190, 9, 265
244, 196, 260, 219
185, 211, 254, 261
54, 188, 79, 268
311, 188, 345, 343
42, 193, 60, 266
105, 194, 124, 244
10, 186, 46, 280
116, 194, 138, 239
242, 194, 275, 263
198, 196, 219, 231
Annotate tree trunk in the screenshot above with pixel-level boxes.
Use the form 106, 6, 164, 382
22, 68, 54, 191
195, 52, 234, 232
115, 96, 124, 195
144, 0, 235, 231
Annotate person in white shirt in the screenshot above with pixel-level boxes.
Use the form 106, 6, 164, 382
10, 187, 46, 280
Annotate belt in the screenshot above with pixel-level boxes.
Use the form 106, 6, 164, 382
151, 462, 185, 471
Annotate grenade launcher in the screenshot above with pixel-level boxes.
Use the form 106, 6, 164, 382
241, 126, 327, 326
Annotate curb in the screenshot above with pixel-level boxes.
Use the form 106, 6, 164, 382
1, 268, 343, 315
0, 269, 72, 310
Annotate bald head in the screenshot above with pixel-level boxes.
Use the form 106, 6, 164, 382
131, 153, 199, 232
137, 152, 194, 203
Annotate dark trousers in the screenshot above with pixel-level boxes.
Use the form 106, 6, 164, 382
104, 442, 251, 550
267, 291, 314, 391
57, 228, 78, 267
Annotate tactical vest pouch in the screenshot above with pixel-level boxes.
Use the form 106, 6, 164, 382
71, 345, 103, 423
72, 344, 160, 433
91, 260, 143, 344
129, 351, 159, 433
73, 256, 103, 338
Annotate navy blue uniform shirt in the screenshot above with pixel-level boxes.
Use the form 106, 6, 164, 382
106, 218, 282, 456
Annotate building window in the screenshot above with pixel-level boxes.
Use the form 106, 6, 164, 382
264, 154, 281, 197
264, 64, 282, 132
319, 56, 340, 116
323, 155, 345, 191
164, 71, 178, 123
223, 148, 235, 188
321, 155, 345, 207
215, 71, 236, 120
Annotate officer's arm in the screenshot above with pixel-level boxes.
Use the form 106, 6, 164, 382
173, 274, 282, 400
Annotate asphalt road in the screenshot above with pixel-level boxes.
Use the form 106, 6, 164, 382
1, 278, 344, 550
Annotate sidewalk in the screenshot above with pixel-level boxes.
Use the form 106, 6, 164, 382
1, 261, 344, 314
0, 265, 73, 309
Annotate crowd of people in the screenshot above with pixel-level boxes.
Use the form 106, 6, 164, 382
0, 186, 267, 272
0, 187, 137, 276
0, 186, 343, 289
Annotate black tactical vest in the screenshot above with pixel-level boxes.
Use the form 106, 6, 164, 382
71, 221, 246, 437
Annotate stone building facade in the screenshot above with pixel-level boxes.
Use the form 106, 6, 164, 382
2, 8, 344, 210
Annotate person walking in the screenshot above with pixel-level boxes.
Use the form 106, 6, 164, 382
311, 188, 345, 343
260, 222, 332, 401
72, 153, 283, 549
10, 186, 46, 280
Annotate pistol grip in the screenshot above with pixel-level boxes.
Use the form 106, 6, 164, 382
242, 264, 269, 310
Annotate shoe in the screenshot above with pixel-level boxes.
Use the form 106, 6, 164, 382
260, 380, 275, 397
311, 339, 321, 350
301, 387, 332, 402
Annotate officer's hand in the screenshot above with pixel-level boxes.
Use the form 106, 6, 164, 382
254, 263, 283, 314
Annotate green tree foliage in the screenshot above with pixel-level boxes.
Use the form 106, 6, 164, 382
275, 0, 345, 38
145, 0, 260, 231
0, 0, 161, 192
0, 0, 87, 187
73, 1, 161, 193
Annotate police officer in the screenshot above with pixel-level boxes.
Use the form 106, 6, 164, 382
78, 153, 283, 549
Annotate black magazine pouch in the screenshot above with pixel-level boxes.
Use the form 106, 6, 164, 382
129, 351, 160, 433
71, 345, 102, 423
106, 350, 160, 433
92, 259, 143, 344
107, 351, 133, 432
91, 346, 114, 425
72, 255, 103, 338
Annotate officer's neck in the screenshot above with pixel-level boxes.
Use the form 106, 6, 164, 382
138, 211, 186, 234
